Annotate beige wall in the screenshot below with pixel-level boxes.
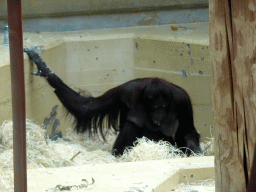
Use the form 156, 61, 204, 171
0, 44, 72, 135
0, 23, 212, 141
0, 0, 208, 19
64, 37, 134, 94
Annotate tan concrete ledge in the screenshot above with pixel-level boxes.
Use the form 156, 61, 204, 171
17, 156, 214, 192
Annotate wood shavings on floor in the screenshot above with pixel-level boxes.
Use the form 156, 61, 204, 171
0, 119, 214, 191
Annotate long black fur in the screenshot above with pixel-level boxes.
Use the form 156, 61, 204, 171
24, 48, 201, 156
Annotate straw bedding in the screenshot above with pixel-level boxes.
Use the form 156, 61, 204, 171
0, 119, 214, 191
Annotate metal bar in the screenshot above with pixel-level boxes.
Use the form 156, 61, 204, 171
7, 0, 27, 191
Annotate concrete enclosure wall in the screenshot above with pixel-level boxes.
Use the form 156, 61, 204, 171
0, 23, 212, 141
0, 1, 209, 32
0, 0, 208, 19
64, 36, 135, 94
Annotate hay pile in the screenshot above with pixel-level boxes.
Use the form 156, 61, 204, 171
0, 119, 214, 191
0, 119, 117, 170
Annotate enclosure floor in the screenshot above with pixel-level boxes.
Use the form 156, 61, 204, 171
0, 23, 212, 191
14, 157, 214, 192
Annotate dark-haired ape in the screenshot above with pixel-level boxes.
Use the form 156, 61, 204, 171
24, 48, 201, 156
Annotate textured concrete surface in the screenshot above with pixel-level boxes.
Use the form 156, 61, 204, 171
12, 156, 214, 192
0, 0, 208, 19
0, 0, 208, 32
0, 22, 211, 140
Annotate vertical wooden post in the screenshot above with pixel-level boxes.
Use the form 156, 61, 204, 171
210, 0, 256, 191
247, 143, 256, 191
7, 0, 27, 191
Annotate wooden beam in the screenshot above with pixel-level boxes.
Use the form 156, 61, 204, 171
7, 0, 27, 191
210, 0, 256, 191
247, 143, 256, 191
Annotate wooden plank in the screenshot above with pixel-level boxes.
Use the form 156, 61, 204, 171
210, 0, 256, 191
247, 143, 256, 191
